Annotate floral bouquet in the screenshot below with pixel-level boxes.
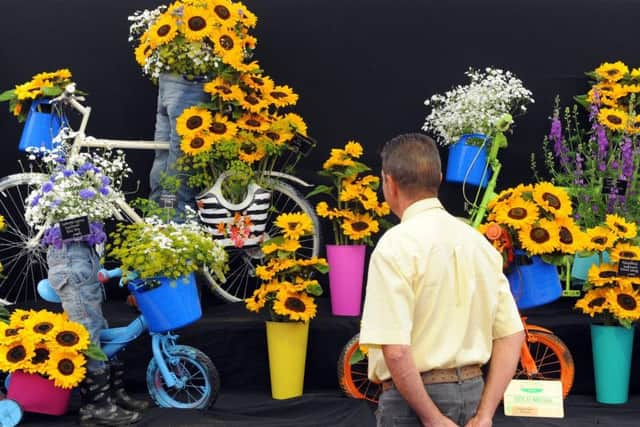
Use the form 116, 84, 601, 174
0, 69, 78, 122
574, 215, 640, 328
423, 67, 534, 147
129, 0, 257, 81
308, 141, 390, 246
245, 212, 327, 322
0, 308, 106, 389
536, 60, 640, 230
479, 182, 587, 269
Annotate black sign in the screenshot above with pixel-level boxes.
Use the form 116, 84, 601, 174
618, 258, 640, 277
603, 178, 628, 196
59, 216, 90, 240
160, 193, 177, 209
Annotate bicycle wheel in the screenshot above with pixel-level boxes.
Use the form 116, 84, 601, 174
146, 344, 220, 409
0, 173, 49, 304
337, 333, 382, 403
515, 330, 575, 399
208, 180, 321, 302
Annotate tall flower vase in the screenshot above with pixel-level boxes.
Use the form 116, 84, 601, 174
445, 133, 491, 188
591, 324, 635, 404
506, 251, 562, 310
265, 321, 309, 399
327, 244, 366, 316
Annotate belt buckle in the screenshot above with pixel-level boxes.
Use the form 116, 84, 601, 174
455, 367, 463, 384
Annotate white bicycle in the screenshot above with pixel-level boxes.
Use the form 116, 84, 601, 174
0, 87, 320, 304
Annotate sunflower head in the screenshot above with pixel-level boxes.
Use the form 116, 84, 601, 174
594, 61, 629, 82
46, 351, 87, 389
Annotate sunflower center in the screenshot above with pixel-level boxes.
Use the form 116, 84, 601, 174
216, 85, 232, 95
620, 251, 637, 258
210, 122, 227, 134
188, 16, 207, 32
7, 345, 26, 363
5, 328, 20, 337
270, 91, 287, 99
592, 237, 607, 245
599, 271, 617, 278
559, 227, 573, 244
614, 223, 628, 234
219, 35, 234, 50
157, 24, 171, 37
287, 222, 299, 231
250, 76, 264, 86
588, 297, 606, 308
241, 142, 257, 154
507, 207, 527, 220
32, 348, 50, 364
58, 359, 75, 376
606, 69, 620, 76
34, 322, 54, 334
542, 193, 561, 209
214, 5, 231, 19
246, 118, 261, 127
56, 331, 80, 347
530, 227, 550, 244
607, 114, 623, 125
351, 221, 370, 232
190, 137, 205, 149
186, 116, 203, 130
284, 296, 306, 313
266, 131, 280, 141
617, 294, 637, 310
245, 94, 260, 105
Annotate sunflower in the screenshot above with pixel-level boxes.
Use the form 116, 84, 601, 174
0, 323, 23, 345
245, 288, 266, 313
176, 107, 213, 137
494, 198, 539, 230
262, 239, 301, 255
606, 286, 640, 321
342, 213, 380, 241
50, 321, 90, 353
316, 202, 346, 220
343, 140, 364, 158
531, 182, 572, 217
240, 73, 274, 92
256, 264, 276, 281
23, 310, 61, 342
575, 288, 609, 317
237, 113, 270, 132
9, 308, 34, 325
134, 41, 153, 66
274, 213, 313, 240
265, 85, 299, 108
627, 115, 640, 135
585, 226, 617, 252
610, 242, 640, 262
213, 27, 243, 58
283, 113, 307, 136
293, 277, 321, 293
518, 219, 560, 255
204, 78, 244, 102
182, 6, 213, 41
263, 128, 294, 146
208, 113, 237, 142
296, 257, 329, 268
595, 61, 629, 82
0, 338, 35, 372
555, 216, 585, 254
587, 263, 619, 287
237, 138, 266, 163
46, 351, 87, 389
211, 0, 235, 24
605, 214, 638, 239
235, 2, 258, 27
273, 290, 317, 322
148, 13, 178, 46
598, 108, 628, 131
323, 149, 356, 169
239, 91, 269, 113
180, 131, 214, 156
24, 343, 51, 375
235, 59, 261, 74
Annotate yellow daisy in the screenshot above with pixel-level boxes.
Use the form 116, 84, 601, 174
610, 242, 640, 262
341, 213, 379, 241
274, 212, 314, 240
585, 225, 618, 252
182, 5, 213, 41
518, 219, 560, 255
598, 108, 628, 131
605, 214, 638, 239
46, 351, 87, 389
587, 263, 619, 287
273, 290, 317, 322
180, 131, 214, 156
594, 61, 629, 82
606, 286, 640, 322
176, 106, 213, 137
50, 321, 90, 353
494, 198, 539, 230
531, 182, 572, 217
575, 288, 609, 317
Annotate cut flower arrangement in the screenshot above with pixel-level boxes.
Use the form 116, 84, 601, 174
574, 215, 640, 328
309, 140, 390, 246
423, 67, 534, 147
245, 212, 327, 322
0, 308, 106, 389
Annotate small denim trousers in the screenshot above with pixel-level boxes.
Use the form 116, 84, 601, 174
47, 242, 107, 372
376, 376, 484, 427
150, 73, 210, 217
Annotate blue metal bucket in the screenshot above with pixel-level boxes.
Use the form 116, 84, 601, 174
445, 134, 491, 188
18, 99, 62, 152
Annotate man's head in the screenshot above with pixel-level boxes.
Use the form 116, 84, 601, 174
380, 133, 441, 216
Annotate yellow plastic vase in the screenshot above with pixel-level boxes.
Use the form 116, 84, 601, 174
265, 321, 309, 399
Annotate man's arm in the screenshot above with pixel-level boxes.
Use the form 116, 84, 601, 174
383, 344, 459, 427
464, 330, 525, 427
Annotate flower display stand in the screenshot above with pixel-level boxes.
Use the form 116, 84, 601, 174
326, 244, 366, 316
591, 324, 635, 404
6, 370, 71, 415
18, 99, 62, 152
445, 134, 491, 188
265, 321, 309, 399
507, 252, 562, 309
128, 273, 201, 333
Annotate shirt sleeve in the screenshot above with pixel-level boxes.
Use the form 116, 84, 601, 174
492, 272, 524, 339
359, 236, 414, 346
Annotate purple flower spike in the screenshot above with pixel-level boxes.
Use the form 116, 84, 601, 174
79, 189, 96, 200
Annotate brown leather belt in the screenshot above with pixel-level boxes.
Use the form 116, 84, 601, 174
381, 365, 483, 392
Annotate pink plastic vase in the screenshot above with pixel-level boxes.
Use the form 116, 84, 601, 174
327, 244, 366, 316
6, 370, 71, 415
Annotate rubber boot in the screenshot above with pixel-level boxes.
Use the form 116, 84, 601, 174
79, 369, 142, 426
110, 359, 150, 413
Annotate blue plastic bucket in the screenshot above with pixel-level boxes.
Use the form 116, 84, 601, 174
507, 252, 562, 309
445, 134, 491, 188
571, 252, 610, 281
18, 99, 62, 152
591, 324, 635, 404
129, 273, 202, 333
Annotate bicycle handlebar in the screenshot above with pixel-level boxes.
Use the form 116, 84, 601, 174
97, 268, 123, 283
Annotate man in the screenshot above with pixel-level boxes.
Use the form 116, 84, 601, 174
360, 133, 524, 427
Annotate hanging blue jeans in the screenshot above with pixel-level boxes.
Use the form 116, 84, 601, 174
150, 73, 209, 217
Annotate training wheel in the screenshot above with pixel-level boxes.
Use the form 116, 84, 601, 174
0, 399, 23, 427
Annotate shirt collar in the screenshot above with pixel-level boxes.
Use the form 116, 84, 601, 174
401, 197, 443, 223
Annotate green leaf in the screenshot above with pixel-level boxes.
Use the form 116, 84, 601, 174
314, 263, 330, 274
573, 94, 590, 110
306, 185, 333, 198
0, 305, 10, 323
349, 348, 365, 365
306, 282, 323, 296
83, 343, 108, 361
41, 86, 63, 97
0, 89, 16, 102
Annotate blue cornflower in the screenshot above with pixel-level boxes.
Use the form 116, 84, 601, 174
79, 189, 96, 200
42, 182, 54, 193
99, 187, 110, 196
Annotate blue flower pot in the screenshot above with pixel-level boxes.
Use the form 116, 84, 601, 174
591, 324, 635, 404
445, 134, 491, 188
18, 99, 62, 152
507, 252, 562, 309
571, 252, 610, 281
128, 273, 202, 333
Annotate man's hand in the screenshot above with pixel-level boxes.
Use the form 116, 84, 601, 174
421, 414, 460, 427
463, 414, 492, 427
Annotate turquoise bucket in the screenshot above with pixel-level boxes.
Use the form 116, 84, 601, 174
571, 252, 610, 281
18, 99, 62, 152
591, 324, 635, 404
445, 134, 491, 188
507, 251, 562, 309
